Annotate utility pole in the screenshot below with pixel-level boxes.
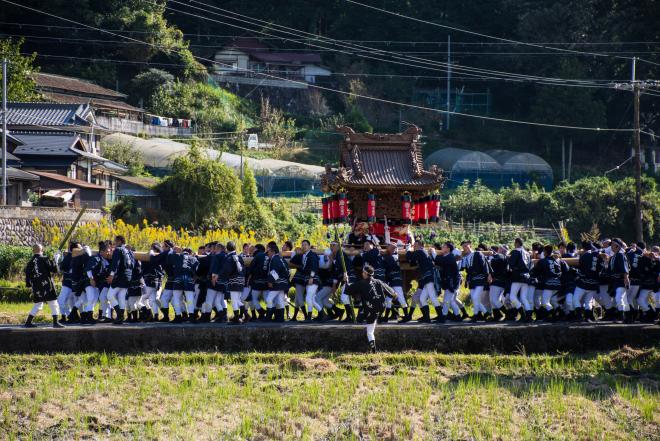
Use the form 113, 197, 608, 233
2, 58, 8, 207
446, 35, 451, 131
632, 57, 643, 242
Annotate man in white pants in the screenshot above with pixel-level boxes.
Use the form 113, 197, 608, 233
608, 238, 631, 323
139, 243, 164, 322
344, 264, 396, 353
383, 243, 409, 322
459, 241, 491, 322
405, 240, 440, 323
206, 243, 228, 323
217, 241, 246, 324
24, 244, 64, 328
56, 241, 80, 323
571, 241, 604, 322
506, 238, 533, 322
290, 240, 324, 321
265, 241, 289, 322
81, 241, 112, 325
106, 235, 135, 325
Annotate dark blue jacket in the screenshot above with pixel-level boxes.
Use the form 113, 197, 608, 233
219, 251, 245, 292
267, 254, 290, 292
383, 254, 403, 288
362, 248, 385, 281
128, 260, 143, 298
576, 251, 603, 291
488, 253, 509, 288
507, 249, 531, 283
109, 245, 135, 289
209, 251, 228, 292
142, 255, 164, 290
434, 253, 461, 292
248, 251, 269, 291
82, 254, 109, 289
537, 256, 562, 290
60, 252, 74, 289
290, 250, 320, 286
167, 252, 199, 292
333, 250, 357, 285
460, 251, 490, 288
152, 249, 175, 289
626, 249, 644, 284
608, 252, 629, 288
406, 249, 434, 287
70, 253, 90, 294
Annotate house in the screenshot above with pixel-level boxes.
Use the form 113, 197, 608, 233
0, 130, 40, 206
30, 171, 106, 209
34, 72, 143, 121
213, 37, 331, 89
9, 132, 127, 206
33, 73, 193, 138
6, 102, 103, 153
115, 175, 161, 210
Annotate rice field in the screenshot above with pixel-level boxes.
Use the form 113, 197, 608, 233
0, 348, 658, 440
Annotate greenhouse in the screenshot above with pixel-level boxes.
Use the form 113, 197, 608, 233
424, 147, 502, 189
424, 147, 554, 190
486, 149, 554, 190
102, 133, 324, 197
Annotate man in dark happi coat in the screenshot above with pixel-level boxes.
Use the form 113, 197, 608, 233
24, 244, 64, 328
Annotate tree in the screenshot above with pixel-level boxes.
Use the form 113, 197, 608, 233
100, 141, 148, 177
238, 166, 276, 237
0, 38, 40, 101
260, 97, 297, 153
157, 144, 242, 226
150, 80, 254, 134
128, 68, 174, 108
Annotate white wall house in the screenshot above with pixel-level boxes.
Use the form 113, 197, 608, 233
212, 37, 331, 89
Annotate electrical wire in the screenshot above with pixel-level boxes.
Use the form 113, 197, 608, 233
173, 0, 615, 87
0, 0, 643, 134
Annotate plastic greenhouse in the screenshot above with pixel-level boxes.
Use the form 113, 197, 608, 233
102, 133, 324, 197
424, 147, 554, 190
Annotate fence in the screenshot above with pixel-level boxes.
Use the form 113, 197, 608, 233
96, 116, 193, 138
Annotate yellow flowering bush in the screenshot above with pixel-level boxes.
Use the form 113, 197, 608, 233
32, 217, 330, 251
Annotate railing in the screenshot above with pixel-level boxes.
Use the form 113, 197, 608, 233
96, 115, 194, 137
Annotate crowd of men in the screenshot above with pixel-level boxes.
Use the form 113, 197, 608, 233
23, 233, 660, 349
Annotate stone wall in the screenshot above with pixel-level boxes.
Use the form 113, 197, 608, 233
0, 206, 105, 246
0, 322, 657, 354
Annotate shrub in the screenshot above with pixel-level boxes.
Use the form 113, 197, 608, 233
0, 245, 32, 280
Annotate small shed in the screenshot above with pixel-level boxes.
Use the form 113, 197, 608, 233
115, 175, 161, 210
31, 171, 106, 209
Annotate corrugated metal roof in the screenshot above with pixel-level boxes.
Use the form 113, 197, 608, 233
6, 102, 93, 127
12, 133, 81, 156
31, 171, 106, 190
7, 167, 40, 181
250, 52, 322, 64
116, 175, 159, 188
35, 73, 126, 99
42, 92, 143, 113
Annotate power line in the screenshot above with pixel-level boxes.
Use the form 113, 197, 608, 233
7, 33, 660, 56
166, 0, 620, 89
0, 0, 641, 134
344, 0, 629, 61
3, 22, 659, 46
27, 53, 635, 85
